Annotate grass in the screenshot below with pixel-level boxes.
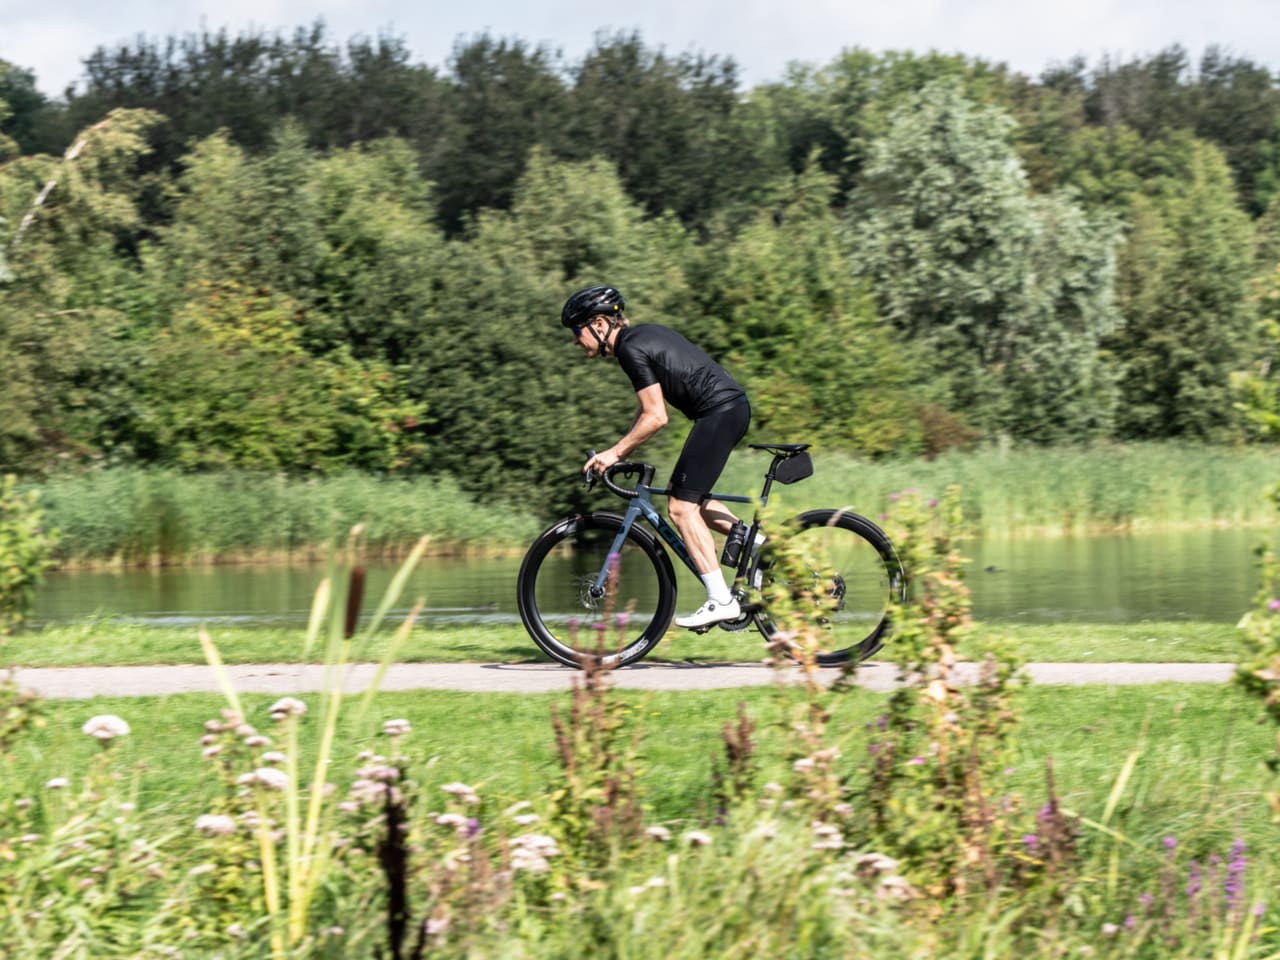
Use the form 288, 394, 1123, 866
10, 683, 1275, 844
2, 618, 1248, 668
20, 443, 1280, 570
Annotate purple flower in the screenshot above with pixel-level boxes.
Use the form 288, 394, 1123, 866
1022, 834, 1038, 851
1123, 913, 1135, 930
1269, 599, 1280, 612
466, 818, 482, 839
927, 500, 939, 508
1253, 902, 1266, 918
1187, 860, 1202, 898
1225, 839, 1247, 910
907, 756, 926, 766
877, 714, 889, 733
1139, 892, 1154, 912
1163, 836, 1178, 852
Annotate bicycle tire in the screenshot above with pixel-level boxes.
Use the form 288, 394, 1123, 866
750, 509, 904, 667
517, 512, 677, 668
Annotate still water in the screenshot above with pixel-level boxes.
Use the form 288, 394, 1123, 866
30, 527, 1276, 629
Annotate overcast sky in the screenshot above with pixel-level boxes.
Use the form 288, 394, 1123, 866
3, 0, 1279, 98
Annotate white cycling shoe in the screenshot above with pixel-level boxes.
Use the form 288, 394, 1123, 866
675, 598, 741, 629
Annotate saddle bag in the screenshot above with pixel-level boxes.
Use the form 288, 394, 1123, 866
773, 451, 813, 485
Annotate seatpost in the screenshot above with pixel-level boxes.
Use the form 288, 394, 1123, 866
759, 454, 785, 507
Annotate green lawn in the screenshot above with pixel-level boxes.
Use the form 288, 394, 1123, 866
11, 682, 1274, 846
2, 618, 1247, 668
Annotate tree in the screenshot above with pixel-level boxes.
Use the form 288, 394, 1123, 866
700, 160, 927, 454
0, 109, 161, 472
1110, 139, 1255, 440
406, 149, 692, 506
429, 35, 570, 232
851, 80, 1121, 443
566, 33, 783, 227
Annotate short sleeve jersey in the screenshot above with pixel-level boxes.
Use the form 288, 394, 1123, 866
613, 324, 745, 419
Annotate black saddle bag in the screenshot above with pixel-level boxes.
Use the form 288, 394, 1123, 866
774, 452, 813, 484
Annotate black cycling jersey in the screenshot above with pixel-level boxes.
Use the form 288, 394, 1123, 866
613, 324, 745, 419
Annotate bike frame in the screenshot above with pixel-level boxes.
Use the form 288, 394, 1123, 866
588, 463, 787, 598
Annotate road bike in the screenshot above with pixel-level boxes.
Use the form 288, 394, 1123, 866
516, 443, 906, 668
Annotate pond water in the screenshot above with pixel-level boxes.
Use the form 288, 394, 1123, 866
30, 527, 1276, 629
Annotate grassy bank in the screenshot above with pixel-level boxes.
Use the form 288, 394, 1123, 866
4, 683, 1276, 956
720, 441, 1280, 537
2, 620, 1248, 668
31, 468, 538, 567
20, 442, 1280, 569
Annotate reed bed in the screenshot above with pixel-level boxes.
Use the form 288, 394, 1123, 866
721, 442, 1280, 537
23, 443, 1280, 568
32, 469, 537, 567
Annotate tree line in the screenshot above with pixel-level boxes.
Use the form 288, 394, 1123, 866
3, 25, 1280, 507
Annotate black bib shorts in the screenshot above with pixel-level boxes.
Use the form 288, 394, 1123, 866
668, 396, 751, 504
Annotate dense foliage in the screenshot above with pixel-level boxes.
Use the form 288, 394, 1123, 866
4, 31, 1280, 504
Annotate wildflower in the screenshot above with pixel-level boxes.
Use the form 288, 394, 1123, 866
645, 825, 672, 842
357, 764, 399, 783
792, 758, 815, 773
1269, 599, 1280, 612
260, 751, 287, 766
82, 714, 130, 740
195, 814, 238, 837
202, 745, 223, 759
425, 917, 449, 936
762, 782, 783, 795
512, 814, 540, 826
1186, 859, 1202, 897
907, 756, 927, 766
268, 697, 307, 721
235, 724, 257, 737
246, 768, 290, 791
1101, 923, 1119, 936
383, 718, 412, 737
683, 831, 713, 847
856, 853, 900, 876
244, 735, 271, 748
435, 813, 469, 829
510, 833, 561, 872
1163, 836, 1178, 852
1225, 839, 1247, 911
440, 781, 476, 797
45, 777, 69, 790
1022, 834, 1038, 851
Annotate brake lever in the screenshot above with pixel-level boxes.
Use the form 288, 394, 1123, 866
583, 448, 598, 491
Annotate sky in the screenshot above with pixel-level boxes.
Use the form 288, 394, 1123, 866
3, 0, 1279, 99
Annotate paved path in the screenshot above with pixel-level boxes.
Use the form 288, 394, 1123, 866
8, 661, 1238, 699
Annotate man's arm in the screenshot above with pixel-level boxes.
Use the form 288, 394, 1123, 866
584, 384, 667, 474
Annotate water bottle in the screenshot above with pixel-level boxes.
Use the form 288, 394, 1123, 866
720, 521, 748, 567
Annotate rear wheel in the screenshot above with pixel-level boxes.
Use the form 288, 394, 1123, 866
517, 513, 677, 668
751, 509, 904, 667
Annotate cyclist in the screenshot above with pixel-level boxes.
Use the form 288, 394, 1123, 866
562, 285, 751, 629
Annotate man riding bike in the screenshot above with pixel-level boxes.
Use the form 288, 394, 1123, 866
562, 285, 752, 629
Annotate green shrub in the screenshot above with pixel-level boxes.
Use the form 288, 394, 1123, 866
0, 474, 57, 634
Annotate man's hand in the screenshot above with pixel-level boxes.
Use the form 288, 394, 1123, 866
584, 447, 622, 476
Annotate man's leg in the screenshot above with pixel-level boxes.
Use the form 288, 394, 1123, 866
669, 496, 739, 628
668, 497, 721, 576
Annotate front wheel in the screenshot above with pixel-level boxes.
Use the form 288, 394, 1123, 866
751, 509, 905, 667
517, 513, 677, 668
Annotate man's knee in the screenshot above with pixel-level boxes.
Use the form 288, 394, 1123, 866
667, 496, 703, 524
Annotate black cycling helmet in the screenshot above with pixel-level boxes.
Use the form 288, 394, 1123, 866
561, 285, 625, 329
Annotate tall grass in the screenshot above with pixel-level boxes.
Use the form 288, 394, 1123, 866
720, 442, 1280, 537
24, 443, 1280, 567
32, 469, 538, 566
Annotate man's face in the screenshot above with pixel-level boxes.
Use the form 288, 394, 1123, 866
572, 317, 607, 358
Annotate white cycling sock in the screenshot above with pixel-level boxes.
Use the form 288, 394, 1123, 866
699, 570, 733, 605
